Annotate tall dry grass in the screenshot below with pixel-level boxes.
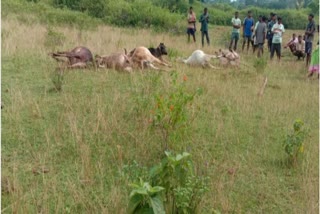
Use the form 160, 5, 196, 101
2, 15, 319, 214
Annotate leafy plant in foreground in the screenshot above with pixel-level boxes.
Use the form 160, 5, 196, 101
127, 152, 209, 213
283, 119, 308, 166
128, 180, 165, 214
150, 151, 208, 213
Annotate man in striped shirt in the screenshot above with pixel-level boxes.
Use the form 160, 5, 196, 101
229, 11, 241, 51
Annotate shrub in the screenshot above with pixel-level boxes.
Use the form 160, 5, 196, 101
127, 151, 209, 214
128, 180, 165, 214
149, 72, 203, 149
150, 151, 209, 213
283, 119, 309, 166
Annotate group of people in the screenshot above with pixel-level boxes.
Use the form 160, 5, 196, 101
186, 7, 319, 77
187, 6, 210, 47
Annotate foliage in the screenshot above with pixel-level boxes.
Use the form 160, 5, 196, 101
307, 0, 319, 14
152, 0, 189, 13
3, 0, 315, 31
128, 180, 165, 214
283, 119, 309, 166
149, 72, 203, 149
150, 151, 209, 213
2, 0, 101, 29
128, 152, 209, 214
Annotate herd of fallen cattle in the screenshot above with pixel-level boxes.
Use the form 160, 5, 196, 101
49, 43, 240, 71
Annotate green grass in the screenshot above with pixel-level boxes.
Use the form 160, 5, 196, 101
1, 11, 319, 214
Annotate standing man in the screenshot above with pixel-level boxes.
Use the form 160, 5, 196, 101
187, 7, 196, 43
304, 14, 316, 67
267, 13, 276, 52
252, 15, 263, 54
255, 16, 267, 57
270, 17, 285, 61
242, 11, 255, 53
229, 11, 241, 51
199, 7, 210, 47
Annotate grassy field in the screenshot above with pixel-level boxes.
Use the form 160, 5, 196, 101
2, 13, 319, 214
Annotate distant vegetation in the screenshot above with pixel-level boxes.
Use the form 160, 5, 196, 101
3, 0, 318, 32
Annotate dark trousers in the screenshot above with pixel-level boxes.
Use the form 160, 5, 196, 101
201, 31, 210, 47
293, 51, 305, 60
270, 43, 281, 59
267, 37, 273, 51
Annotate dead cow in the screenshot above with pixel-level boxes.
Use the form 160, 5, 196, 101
49, 46, 94, 69
179, 50, 218, 68
95, 52, 132, 72
148, 43, 168, 62
215, 49, 240, 67
128, 46, 170, 70
129, 43, 168, 62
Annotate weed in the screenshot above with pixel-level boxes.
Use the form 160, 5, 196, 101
50, 69, 64, 92
283, 119, 309, 166
128, 179, 165, 214
128, 151, 209, 214
149, 71, 203, 149
253, 57, 267, 74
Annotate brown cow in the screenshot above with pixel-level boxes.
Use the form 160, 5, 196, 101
128, 46, 170, 70
95, 52, 132, 72
49, 46, 94, 69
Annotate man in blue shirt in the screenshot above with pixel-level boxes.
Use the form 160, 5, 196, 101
242, 11, 255, 53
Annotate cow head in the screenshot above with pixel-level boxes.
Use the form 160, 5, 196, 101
158, 43, 168, 55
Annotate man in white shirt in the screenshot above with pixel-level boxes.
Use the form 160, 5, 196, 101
229, 11, 241, 51
270, 17, 285, 60
293, 35, 306, 60
284, 33, 298, 50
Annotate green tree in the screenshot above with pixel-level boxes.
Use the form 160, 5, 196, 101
295, 0, 305, 9
308, 0, 319, 14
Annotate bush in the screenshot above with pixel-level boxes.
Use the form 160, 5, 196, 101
128, 151, 209, 214
104, 0, 184, 32
149, 72, 203, 149
283, 119, 309, 166
4, 0, 316, 31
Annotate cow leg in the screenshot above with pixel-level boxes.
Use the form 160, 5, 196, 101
69, 62, 87, 69
148, 63, 160, 70
153, 57, 170, 67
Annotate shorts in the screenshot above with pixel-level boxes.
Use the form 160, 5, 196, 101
271, 43, 281, 58
243, 35, 252, 41
187, 28, 195, 35
258, 43, 264, 48
305, 42, 313, 54
231, 32, 239, 40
